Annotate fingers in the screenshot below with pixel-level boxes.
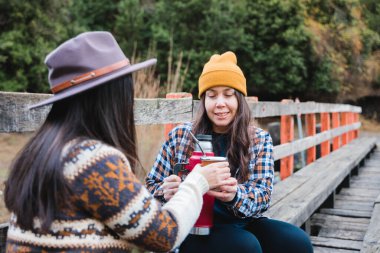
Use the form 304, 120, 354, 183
162, 175, 181, 201
211, 175, 235, 189
163, 187, 179, 201
164, 175, 181, 183
207, 189, 235, 201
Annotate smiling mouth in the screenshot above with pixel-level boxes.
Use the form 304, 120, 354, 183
215, 112, 229, 118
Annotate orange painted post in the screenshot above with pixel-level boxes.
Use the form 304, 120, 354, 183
331, 112, 340, 151
306, 113, 316, 164
341, 112, 349, 146
320, 112, 330, 157
350, 112, 356, 141
164, 92, 193, 137
353, 113, 359, 138
280, 99, 294, 180
348, 112, 353, 142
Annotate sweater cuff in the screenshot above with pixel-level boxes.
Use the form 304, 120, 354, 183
185, 171, 209, 194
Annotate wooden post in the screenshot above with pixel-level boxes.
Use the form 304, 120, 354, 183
353, 113, 359, 138
341, 112, 349, 146
246, 96, 259, 103
349, 112, 355, 141
320, 112, 330, 157
280, 99, 294, 179
331, 112, 340, 151
350, 112, 355, 142
306, 113, 316, 164
164, 92, 193, 137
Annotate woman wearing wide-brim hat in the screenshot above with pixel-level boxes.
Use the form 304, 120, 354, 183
4, 31, 231, 252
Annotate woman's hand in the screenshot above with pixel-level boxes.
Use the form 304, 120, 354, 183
162, 175, 181, 201
193, 161, 231, 190
208, 177, 238, 202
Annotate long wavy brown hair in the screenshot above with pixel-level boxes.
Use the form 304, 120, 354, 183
5, 74, 139, 232
192, 91, 252, 182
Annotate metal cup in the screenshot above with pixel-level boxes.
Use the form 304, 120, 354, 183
200, 156, 228, 166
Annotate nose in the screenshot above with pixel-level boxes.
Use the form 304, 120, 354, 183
215, 95, 226, 107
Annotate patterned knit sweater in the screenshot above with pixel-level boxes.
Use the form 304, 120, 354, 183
6, 139, 209, 252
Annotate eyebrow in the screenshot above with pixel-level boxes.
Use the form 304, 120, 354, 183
207, 87, 235, 92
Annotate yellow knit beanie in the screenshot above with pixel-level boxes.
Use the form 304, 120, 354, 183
198, 51, 247, 97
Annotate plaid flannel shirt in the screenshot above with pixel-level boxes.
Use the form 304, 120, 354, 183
145, 122, 274, 218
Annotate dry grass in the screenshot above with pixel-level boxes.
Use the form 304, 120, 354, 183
360, 115, 380, 132
0, 127, 166, 224
0, 132, 34, 223
132, 44, 161, 99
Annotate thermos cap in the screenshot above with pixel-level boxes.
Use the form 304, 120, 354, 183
200, 156, 227, 162
195, 134, 212, 141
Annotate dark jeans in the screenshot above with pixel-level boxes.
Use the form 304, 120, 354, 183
179, 218, 314, 253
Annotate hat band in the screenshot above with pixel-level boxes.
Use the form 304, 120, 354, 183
51, 59, 130, 94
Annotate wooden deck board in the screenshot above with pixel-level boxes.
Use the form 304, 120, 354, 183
319, 208, 372, 218
338, 188, 379, 198
334, 200, 373, 212
318, 227, 366, 241
314, 246, 360, 253
311, 236, 363, 251
335, 194, 377, 202
267, 137, 376, 227
360, 195, 380, 253
312, 144, 380, 252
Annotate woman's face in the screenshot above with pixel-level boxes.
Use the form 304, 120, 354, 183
204, 86, 238, 133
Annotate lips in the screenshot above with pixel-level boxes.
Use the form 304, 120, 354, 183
215, 112, 229, 119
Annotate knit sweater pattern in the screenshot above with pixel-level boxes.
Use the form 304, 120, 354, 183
6, 139, 208, 252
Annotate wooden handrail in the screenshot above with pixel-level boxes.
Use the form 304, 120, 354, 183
0, 91, 363, 179
0, 91, 362, 132
273, 122, 361, 161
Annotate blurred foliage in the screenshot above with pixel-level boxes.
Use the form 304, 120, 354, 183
0, 1, 79, 92
0, 0, 379, 101
242, 0, 309, 96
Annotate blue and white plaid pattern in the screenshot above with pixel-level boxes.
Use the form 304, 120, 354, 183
145, 123, 274, 218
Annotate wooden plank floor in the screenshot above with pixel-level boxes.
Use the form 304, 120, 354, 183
311, 143, 380, 253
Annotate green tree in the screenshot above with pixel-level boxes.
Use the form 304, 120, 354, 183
0, 1, 77, 92
150, 0, 249, 93
242, 0, 309, 96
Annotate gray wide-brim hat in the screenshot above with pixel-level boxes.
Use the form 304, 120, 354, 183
29, 31, 157, 109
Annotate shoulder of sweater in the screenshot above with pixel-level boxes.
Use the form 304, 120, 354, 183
62, 138, 130, 181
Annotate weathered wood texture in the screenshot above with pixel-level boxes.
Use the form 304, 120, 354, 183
314, 247, 360, 253
266, 137, 377, 227
319, 208, 372, 218
360, 202, 380, 253
273, 122, 361, 160
194, 100, 362, 117
1, 91, 361, 132
246, 101, 362, 116
360, 148, 380, 253
311, 236, 363, 251
310, 145, 380, 253
0, 91, 193, 132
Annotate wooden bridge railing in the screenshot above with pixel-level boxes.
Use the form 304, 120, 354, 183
0, 90, 367, 251
0, 91, 362, 180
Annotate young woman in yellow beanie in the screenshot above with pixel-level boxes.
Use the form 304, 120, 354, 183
146, 51, 313, 253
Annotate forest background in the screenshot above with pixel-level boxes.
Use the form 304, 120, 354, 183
0, 0, 380, 225
0, 0, 379, 120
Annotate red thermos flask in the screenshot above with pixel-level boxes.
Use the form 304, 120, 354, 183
185, 134, 215, 235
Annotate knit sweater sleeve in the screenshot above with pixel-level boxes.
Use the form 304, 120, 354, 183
65, 141, 208, 252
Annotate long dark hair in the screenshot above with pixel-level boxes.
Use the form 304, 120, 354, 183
4, 74, 138, 232
193, 91, 252, 182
